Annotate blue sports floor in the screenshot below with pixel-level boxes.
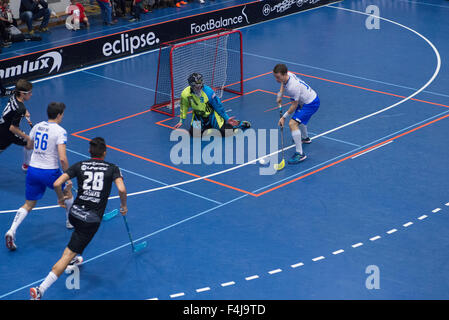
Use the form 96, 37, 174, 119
1, 0, 449, 300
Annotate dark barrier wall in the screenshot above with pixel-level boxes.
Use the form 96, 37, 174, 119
0, 0, 339, 86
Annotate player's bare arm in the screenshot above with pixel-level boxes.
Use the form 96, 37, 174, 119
8, 124, 29, 142
115, 177, 128, 215
53, 173, 71, 208
279, 100, 299, 128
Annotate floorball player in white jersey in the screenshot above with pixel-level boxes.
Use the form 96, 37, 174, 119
273, 63, 320, 164
5, 102, 74, 251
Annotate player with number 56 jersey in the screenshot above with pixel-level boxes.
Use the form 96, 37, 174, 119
5, 102, 74, 252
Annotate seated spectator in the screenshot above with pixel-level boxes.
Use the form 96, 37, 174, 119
19, 0, 51, 34
65, 0, 90, 30
96, 0, 117, 25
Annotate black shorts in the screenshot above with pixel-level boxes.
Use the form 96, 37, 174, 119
0, 130, 27, 150
67, 214, 101, 255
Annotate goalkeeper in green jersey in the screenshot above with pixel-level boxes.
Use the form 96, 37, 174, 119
173, 73, 251, 136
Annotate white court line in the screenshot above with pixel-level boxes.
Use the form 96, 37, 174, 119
291, 262, 304, 268
147, 297, 159, 300
221, 281, 235, 287
268, 269, 282, 275
387, 229, 398, 234
369, 236, 381, 241
418, 215, 428, 220
351, 141, 394, 159
170, 292, 185, 298
196, 287, 211, 293
312, 256, 325, 262
245, 275, 259, 281
403, 222, 413, 227
445, 202, 449, 207
352, 243, 363, 248
332, 249, 344, 255
432, 208, 441, 213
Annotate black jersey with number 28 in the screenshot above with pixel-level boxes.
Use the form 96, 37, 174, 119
66, 159, 122, 223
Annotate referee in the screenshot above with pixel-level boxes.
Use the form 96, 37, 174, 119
30, 137, 128, 300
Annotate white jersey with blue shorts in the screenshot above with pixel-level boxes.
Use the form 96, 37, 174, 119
283, 72, 320, 125
26, 121, 67, 201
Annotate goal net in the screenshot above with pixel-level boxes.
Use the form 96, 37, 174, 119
151, 29, 243, 117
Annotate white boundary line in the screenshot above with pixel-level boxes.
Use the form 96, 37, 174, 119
351, 141, 394, 159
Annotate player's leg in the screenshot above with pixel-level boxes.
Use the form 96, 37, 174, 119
7, 132, 31, 171
299, 124, 311, 144
5, 200, 36, 251
189, 113, 208, 137
297, 96, 319, 146
62, 187, 74, 229
0, 134, 16, 157
288, 118, 307, 164
31, 216, 100, 299
5, 166, 47, 250
48, 169, 74, 229
22, 146, 33, 172
30, 246, 77, 300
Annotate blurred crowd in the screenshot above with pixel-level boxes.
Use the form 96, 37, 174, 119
0, 0, 216, 51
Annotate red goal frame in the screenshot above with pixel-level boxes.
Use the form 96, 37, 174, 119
151, 29, 244, 117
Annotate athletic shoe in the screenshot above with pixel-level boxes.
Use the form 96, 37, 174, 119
199, 0, 205, 3
5, 231, 17, 251
30, 287, 42, 300
29, 30, 34, 35
302, 137, 312, 144
176, 2, 182, 7
180, 1, 188, 4
128, 18, 137, 22
22, 164, 29, 172
65, 256, 83, 272
66, 220, 74, 229
288, 152, 307, 164
38, 27, 49, 32
69, 255, 83, 267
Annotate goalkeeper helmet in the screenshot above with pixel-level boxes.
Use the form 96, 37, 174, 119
188, 73, 204, 91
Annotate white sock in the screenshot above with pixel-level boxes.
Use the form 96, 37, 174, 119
291, 130, 303, 154
299, 124, 308, 139
38, 271, 58, 295
9, 207, 29, 235
64, 197, 74, 220
23, 147, 32, 165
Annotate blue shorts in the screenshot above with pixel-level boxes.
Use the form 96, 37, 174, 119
26, 166, 64, 201
292, 96, 320, 125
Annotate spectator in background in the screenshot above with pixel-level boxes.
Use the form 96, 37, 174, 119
154, 1, 175, 8
0, 1, 13, 48
129, 0, 143, 22
65, 0, 89, 30
19, 0, 51, 34
112, 0, 127, 18
96, 0, 117, 25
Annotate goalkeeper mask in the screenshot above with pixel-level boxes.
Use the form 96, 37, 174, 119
188, 73, 204, 93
